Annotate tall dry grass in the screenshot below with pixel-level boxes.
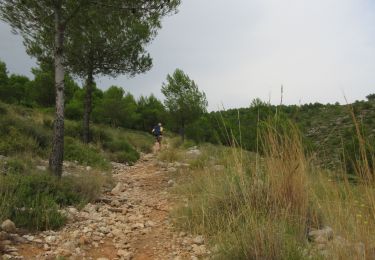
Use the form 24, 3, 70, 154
173, 113, 375, 259
309, 104, 375, 258
173, 119, 321, 259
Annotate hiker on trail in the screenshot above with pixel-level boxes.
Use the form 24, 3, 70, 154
152, 123, 164, 150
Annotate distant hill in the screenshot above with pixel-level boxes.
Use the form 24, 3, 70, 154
186, 97, 375, 171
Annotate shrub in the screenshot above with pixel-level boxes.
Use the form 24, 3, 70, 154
0, 170, 111, 231
0, 115, 50, 156
91, 126, 112, 143
109, 151, 139, 165
0, 173, 66, 231
0, 157, 34, 175
64, 137, 109, 169
103, 139, 140, 164
17, 120, 50, 149
103, 139, 133, 152
65, 121, 82, 139
0, 102, 7, 114
10, 194, 66, 231
0, 126, 41, 156
42, 118, 53, 129
119, 130, 154, 153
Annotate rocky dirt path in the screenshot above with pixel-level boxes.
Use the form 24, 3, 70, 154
3, 152, 210, 260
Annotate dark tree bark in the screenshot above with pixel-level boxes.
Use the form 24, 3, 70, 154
83, 70, 94, 144
49, 4, 65, 177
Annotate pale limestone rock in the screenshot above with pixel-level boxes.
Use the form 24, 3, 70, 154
168, 167, 177, 173
45, 235, 56, 244
1, 220, 16, 233
111, 200, 121, 207
145, 220, 156, 227
36, 165, 47, 171
111, 183, 123, 195
308, 227, 333, 242
193, 235, 204, 245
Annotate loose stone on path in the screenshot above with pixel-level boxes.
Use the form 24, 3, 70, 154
9, 153, 211, 260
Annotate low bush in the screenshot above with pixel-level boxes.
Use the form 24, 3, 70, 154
109, 151, 139, 165
0, 156, 34, 175
103, 138, 133, 152
91, 126, 112, 143
103, 139, 140, 164
64, 137, 109, 169
0, 102, 7, 114
65, 121, 82, 139
0, 174, 71, 230
0, 114, 50, 156
120, 130, 154, 153
0, 169, 111, 231
0, 126, 41, 156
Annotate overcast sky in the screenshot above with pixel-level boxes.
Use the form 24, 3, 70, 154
1, 0, 375, 110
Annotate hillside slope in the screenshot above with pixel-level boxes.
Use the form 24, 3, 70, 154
189, 99, 375, 170
0, 101, 154, 232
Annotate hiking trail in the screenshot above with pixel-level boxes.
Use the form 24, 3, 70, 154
8, 147, 210, 260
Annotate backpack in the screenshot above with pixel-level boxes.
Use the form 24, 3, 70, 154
153, 125, 161, 136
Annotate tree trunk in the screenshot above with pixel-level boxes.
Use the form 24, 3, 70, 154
83, 70, 94, 144
49, 5, 65, 177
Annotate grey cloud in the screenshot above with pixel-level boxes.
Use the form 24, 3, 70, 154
1, 0, 375, 110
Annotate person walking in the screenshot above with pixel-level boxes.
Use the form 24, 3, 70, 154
152, 123, 164, 151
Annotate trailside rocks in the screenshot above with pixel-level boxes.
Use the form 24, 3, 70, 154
6, 153, 212, 259
308, 226, 334, 243
186, 147, 201, 157
111, 182, 123, 195
1, 220, 16, 233
193, 235, 204, 245
307, 226, 372, 259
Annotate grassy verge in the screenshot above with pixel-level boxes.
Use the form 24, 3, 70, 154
170, 119, 375, 259
0, 163, 112, 231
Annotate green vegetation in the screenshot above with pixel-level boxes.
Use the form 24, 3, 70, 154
0, 169, 111, 231
182, 98, 375, 173
0, 102, 153, 231
168, 116, 375, 259
0, 35, 375, 257
0, 60, 166, 133
162, 69, 208, 140
170, 121, 315, 259
0, 0, 180, 176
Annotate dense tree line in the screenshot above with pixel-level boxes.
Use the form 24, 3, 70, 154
0, 59, 165, 132
0, 62, 210, 139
